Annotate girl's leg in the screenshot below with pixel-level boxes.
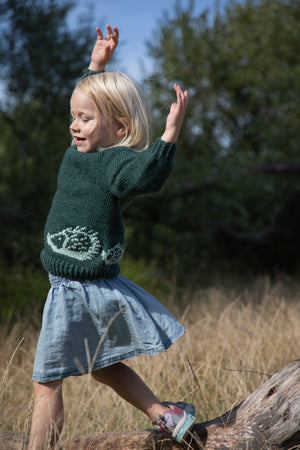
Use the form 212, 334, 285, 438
91, 362, 166, 423
29, 379, 64, 449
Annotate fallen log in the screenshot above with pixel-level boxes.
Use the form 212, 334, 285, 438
1, 360, 299, 449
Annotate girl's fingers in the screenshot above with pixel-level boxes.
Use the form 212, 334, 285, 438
95, 25, 119, 42
105, 24, 119, 41
112, 26, 119, 40
170, 103, 177, 115
106, 24, 113, 37
96, 27, 103, 40
174, 84, 188, 110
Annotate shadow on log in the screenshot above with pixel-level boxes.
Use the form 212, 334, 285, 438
1, 360, 299, 449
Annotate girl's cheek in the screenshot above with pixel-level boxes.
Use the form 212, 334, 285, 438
83, 120, 95, 131
81, 123, 91, 133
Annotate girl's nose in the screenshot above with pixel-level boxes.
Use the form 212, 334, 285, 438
70, 118, 79, 132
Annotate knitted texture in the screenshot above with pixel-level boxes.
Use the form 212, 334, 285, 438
41, 138, 176, 280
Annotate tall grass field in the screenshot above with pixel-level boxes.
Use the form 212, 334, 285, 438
1, 273, 299, 448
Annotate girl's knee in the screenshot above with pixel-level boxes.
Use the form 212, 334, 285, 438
33, 379, 63, 397
91, 362, 123, 384
91, 367, 108, 383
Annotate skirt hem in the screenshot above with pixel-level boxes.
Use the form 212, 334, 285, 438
32, 332, 185, 383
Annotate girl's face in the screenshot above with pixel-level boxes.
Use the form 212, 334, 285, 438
70, 89, 119, 153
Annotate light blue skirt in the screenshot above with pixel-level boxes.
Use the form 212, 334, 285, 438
32, 274, 185, 382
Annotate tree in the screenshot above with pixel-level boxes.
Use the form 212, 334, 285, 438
0, 0, 96, 264
124, 0, 300, 275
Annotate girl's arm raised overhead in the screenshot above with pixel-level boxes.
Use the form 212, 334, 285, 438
89, 25, 119, 72
161, 84, 188, 144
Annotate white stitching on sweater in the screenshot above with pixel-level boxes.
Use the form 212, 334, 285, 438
47, 226, 124, 264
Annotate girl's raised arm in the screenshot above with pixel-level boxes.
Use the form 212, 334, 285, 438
89, 25, 119, 72
161, 84, 188, 144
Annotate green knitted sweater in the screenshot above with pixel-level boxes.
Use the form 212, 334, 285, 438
40, 138, 176, 280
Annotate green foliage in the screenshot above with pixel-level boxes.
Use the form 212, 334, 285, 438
123, 0, 300, 276
0, 265, 49, 324
120, 253, 169, 298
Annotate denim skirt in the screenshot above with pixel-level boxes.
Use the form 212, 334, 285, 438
32, 274, 185, 382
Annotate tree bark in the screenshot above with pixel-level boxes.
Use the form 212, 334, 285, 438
1, 360, 299, 449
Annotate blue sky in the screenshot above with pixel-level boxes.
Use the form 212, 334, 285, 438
68, 0, 231, 81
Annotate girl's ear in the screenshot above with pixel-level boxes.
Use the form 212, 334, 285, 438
115, 119, 130, 137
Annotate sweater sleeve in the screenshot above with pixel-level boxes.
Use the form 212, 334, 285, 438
80, 68, 104, 79
107, 138, 177, 197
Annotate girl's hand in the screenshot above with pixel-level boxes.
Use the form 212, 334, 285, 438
89, 25, 119, 72
161, 84, 188, 143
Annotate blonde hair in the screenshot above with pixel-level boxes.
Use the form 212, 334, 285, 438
74, 72, 151, 151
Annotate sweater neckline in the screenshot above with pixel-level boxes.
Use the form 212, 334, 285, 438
69, 145, 112, 157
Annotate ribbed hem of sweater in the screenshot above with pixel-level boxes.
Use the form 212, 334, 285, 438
40, 250, 120, 280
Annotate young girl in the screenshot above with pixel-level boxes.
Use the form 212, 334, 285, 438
29, 25, 194, 448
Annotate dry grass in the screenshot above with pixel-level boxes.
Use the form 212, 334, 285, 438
0, 275, 299, 447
